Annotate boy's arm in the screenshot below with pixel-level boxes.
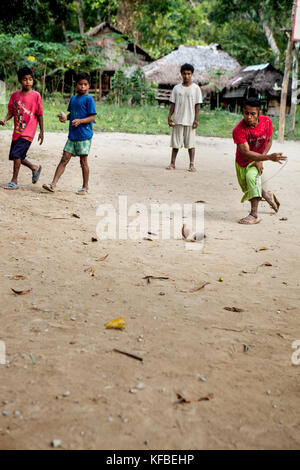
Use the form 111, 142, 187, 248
37, 115, 44, 145
193, 104, 200, 129
168, 103, 175, 127
0, 111, 13, 126
237, 141, 286, 163
72, 115, 96, 127
263, 136, 272, 155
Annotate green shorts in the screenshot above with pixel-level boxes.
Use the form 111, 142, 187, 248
236, 161, 262, 203
63, 139, 92, 156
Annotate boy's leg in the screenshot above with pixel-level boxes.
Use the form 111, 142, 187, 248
51, 151, 72, 188
239, 165, 262, 224
167, 125, 182, 169
184, 127, 196, 171
12, 158, 21, 185
79, 155, 89, 190
188, 148, 196, 171
21, 159, 39, 174
167, 148, 178, 169
21, 159, 42, 183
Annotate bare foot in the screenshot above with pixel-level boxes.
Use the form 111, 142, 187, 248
239, 214, 260, 225
188, 165, 197, 172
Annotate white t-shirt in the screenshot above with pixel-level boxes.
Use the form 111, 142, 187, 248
170, 82, 202, 126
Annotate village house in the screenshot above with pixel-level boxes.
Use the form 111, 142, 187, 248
142, 44, 241, 107
86, 22, 153, 96
222, 63, 292, 115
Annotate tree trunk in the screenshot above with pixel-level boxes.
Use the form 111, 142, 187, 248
289, 41, 300, 135
61, 20, 69, 43
258, 9, 280, 65
42, 65, 47, 101
76, 0, 85, 34
278, 1, 296, 143
97, 7, 102, 23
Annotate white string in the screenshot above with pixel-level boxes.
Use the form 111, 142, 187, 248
261, 159, 288, 185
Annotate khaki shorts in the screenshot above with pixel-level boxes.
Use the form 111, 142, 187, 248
170, 125, 195, 149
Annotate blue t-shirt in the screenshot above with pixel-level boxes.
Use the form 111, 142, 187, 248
67, 94, 97, 141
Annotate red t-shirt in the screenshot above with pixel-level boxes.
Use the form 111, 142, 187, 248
8, 90, 43, 142
232, 115, 273, 167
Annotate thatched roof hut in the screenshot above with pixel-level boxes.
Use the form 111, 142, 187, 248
86, 22, 152, 71
222, 63, 292, 114
143, 44, 241, 87
143, 44, 241, 106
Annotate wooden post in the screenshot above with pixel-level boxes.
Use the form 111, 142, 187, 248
42, 65, 47, 101
278, 1, 296, 143
278, 32, 294, 142
289, 41, 300, 135
98, 70, 102, 101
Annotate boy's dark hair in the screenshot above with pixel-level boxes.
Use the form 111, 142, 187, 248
75, 71, 91, 85
180, 63, 194, 74
243, 97, 261, 109
17, 67, 33, 82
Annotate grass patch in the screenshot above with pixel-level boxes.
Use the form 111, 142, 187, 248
1, 97, 300, 140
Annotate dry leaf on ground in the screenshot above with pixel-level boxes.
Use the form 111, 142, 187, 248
97, 254, 109, 262
198, 393, 214, 402
105, 318, 126, 330
176, 392, 214, 404
11, 288, 31, 295
190, 282, 209, 292
224, 307, 244, 312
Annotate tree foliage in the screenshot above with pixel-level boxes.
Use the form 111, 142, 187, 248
0, 0, 296, 75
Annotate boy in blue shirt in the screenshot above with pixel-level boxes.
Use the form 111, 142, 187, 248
43, 71, 97, 195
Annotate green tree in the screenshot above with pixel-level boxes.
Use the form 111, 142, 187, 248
210, 0, 294, 66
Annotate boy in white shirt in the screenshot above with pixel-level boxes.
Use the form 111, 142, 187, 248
167, 63, 202, 172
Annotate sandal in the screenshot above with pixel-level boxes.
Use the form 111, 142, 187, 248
32, 165, 42, 184
239, 213, 261, 225
76, 188, 88, 195
42, 183, 55, 193
4, 182, 19, 190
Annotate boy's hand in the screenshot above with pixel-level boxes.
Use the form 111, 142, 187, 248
0, 119, 6, 126
250, 161, 263, 175
168, 118, 175, 127
192, 120, 198, 129
268, 153, 287, 163
38, 131, 44, 145
58, 112, 67, 123
72, 119, 82, 127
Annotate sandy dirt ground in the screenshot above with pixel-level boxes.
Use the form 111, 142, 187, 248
0, 129, 300, 450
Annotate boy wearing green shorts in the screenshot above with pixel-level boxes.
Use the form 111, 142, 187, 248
43, 71, 97, 195
233, 98, 287, 224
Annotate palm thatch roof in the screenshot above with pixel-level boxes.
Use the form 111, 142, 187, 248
223, 63, 286, 98
86, 22, 153, 70
143, 44, 241, 87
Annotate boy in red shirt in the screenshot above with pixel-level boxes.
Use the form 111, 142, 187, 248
233, 98, 287, 224
0, 67, 43, 190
